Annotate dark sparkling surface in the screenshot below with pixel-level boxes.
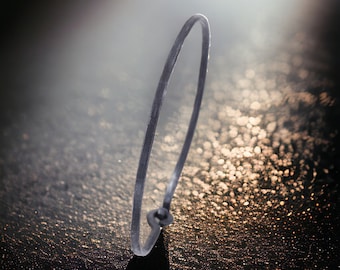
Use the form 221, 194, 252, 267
1, 1, 339, 269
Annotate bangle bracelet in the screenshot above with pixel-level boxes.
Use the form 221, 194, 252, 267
131, 13, 211, 257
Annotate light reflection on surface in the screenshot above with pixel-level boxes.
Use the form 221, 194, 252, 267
167, 19, 338, 267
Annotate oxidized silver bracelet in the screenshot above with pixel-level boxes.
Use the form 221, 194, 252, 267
131, 13, 211, 256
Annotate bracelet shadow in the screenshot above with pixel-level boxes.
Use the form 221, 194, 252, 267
126, 230, 170, 270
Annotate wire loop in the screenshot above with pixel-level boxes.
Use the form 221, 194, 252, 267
131, 13, 211, 256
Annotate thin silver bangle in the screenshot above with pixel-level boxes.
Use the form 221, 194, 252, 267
130, 13, 211, 257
